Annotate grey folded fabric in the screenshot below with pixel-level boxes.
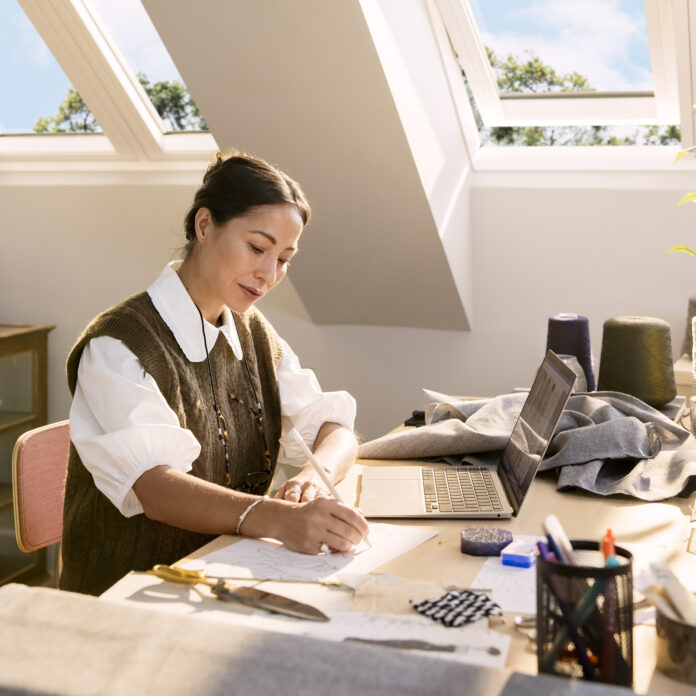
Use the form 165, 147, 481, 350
358, 390, 696, 501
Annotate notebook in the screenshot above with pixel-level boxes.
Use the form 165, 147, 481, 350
358, 350, 576, 519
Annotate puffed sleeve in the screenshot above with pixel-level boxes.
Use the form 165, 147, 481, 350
276, 337, 356, 466
69, 336, 201, 517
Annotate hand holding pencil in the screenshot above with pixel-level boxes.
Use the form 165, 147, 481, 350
273, 428, 370, 554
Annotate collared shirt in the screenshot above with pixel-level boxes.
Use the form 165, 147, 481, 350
69, 263, 356, 517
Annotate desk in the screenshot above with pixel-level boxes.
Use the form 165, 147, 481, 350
100, 457, 696, 696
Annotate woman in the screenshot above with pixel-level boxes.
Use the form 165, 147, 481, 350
60, 150, 369, 595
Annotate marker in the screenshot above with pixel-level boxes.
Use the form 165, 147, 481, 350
289, 428, 371, 549
602, 528, 615, 560
543, 514, 577, 566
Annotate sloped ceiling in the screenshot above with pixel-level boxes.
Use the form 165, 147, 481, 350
143, 0, 470, 329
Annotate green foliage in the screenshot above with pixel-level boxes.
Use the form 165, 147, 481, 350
487, 48, 592, 94
643, 124, 681, 147
33, 88, 99, 133
136, 73, 207, 131
675, 145, 696, 163
669, 108, 696, 258
667, 245, 696, 256
678, 192, 696, 206
482, 49, 680, 147
33, 74, 208, 133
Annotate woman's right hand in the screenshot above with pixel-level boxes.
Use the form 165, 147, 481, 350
275, 496, 369, 555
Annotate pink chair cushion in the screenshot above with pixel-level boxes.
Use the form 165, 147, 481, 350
13, 421, 70, 552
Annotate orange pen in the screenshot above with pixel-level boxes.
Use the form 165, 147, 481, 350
602, 528, 615, 560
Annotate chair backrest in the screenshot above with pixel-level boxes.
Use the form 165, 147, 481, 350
12, 420, 70, 552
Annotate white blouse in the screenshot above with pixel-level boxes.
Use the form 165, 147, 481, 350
69, 262, 356, 518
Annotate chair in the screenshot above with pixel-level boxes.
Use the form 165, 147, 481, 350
11, 420, 70, 582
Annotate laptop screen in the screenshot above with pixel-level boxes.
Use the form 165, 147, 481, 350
499, 351, 575, 513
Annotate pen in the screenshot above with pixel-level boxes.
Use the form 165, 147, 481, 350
546, 533, 562, 562
289, 428, 371, 549
601, 552, 620, 683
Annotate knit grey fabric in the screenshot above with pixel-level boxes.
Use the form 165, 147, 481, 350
0, 583, 511, 696
358, 390, 696, 501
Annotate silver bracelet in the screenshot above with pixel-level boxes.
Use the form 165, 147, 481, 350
235, 495, 269, 535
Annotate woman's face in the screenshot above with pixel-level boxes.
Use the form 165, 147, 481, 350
195, 203, 303, 316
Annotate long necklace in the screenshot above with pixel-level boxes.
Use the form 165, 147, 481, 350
196, 306, 272, 491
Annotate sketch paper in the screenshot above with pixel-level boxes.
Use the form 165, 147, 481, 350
183, 523, 438, 582
304, 611, 510, 669
471, 535, 544, 615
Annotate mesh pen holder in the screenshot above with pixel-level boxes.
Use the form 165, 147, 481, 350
537, 541, 633, 687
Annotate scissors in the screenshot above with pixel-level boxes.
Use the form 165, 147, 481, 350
149, 564, 343, 587
148, 564, 330, 622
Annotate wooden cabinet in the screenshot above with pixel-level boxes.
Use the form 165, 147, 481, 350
0, 324, 54, 585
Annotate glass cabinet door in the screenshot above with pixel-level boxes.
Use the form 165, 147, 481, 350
0, 325, 54, 585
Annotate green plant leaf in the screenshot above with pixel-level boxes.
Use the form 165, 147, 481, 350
678, 192, 696, 206
674, 147, 696, 163
667, 245, 696, 256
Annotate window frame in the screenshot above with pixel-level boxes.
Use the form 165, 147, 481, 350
2, 0, 216, 167
433, 0, 690, 136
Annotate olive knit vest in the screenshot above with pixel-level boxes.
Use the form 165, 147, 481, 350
60, 292, 282, 596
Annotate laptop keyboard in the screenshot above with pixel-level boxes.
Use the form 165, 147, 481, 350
421, 467, 503, 513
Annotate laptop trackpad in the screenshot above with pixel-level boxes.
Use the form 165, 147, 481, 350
360, 478, 424, 516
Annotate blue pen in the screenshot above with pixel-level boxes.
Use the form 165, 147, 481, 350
601, 554, 620, 682
546, 533, 562, 562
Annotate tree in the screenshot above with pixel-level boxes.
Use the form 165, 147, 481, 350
34, 88, 98, 133
480, 49, 680, 147
33, 74, 207, 133
490, 49, 592, 94
136, 73, 207, 131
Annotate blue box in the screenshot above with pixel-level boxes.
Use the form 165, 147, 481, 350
501, 540, 537, 568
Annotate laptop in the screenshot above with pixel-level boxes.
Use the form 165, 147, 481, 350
358, 350, 576, 519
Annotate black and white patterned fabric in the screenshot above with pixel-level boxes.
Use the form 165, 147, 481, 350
410, 590, 503, 627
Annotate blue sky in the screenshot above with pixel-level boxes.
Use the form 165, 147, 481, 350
469, 0, 653, 91
1, 0, 654, 133
0, 0, 181, 133
0, 0, 72, 132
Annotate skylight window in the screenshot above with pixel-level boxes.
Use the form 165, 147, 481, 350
435, 0, 683, 146
0, 0, 99, 134
86, 0, 207, 132
469, 0, 654, 95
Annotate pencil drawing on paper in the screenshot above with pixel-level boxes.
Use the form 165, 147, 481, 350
195, 523, 438, 582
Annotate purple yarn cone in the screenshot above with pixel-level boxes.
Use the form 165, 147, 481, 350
546, 314, 596, 391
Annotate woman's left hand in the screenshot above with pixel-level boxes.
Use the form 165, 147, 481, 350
274, 468, 329, 503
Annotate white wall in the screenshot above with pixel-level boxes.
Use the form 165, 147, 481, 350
0, 171, 694, 442
143, 0, 472, 330
0, 182, 196, 424
3, 0, 696, 443
261, 172, 696, 440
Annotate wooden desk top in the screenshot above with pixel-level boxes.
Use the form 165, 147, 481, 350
102, 455, 696, 695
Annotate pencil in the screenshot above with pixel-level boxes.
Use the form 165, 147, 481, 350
289, 428, 371, 549
290, 428, 344, 500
